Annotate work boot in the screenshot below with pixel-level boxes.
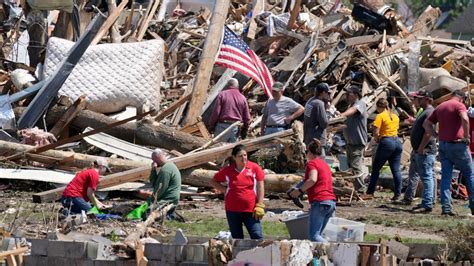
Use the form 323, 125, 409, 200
412, 206, 432, 214
441, 211, 456, 217
286, 189, 304, 209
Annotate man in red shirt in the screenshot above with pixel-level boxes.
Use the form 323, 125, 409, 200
210, 145, 265, 239
422, 90, 474, 216
208, 79, 251, 143
61, 158, 110, 214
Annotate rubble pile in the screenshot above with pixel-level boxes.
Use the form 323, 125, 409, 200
0, 0, 472, 264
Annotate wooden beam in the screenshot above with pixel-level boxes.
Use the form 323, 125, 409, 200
182, 0, 231, 127
136, 0, 161, 41
3, 110, 155, 162
32, 129, 294, 203
91, 0, 129, 45
154, 93, 191, 122
49, 95, 87, 138
287, 0, 301, 30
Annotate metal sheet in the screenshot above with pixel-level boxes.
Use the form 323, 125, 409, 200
83, 127, 153, 163
0, 168, 74, 184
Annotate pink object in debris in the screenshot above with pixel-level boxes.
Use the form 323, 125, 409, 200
19, 127, 57, 146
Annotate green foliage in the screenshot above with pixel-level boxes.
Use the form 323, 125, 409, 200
405, 0, 471, 22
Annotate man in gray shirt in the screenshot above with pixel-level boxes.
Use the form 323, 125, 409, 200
340, 85, 368, 189
304, 83, 330, 146
261, 82, 304, 135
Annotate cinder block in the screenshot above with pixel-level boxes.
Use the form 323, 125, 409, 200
30, 239, 49, 256
87, 241, 115, 260
47, 256, 75, 266
183, 244, 206, 262
24, 255, 48, 266
47, 240, 87, 258
144, 243, 163, 260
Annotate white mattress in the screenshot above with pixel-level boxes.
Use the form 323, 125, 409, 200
42, 37, 164, 113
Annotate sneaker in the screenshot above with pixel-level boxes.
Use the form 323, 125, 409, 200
395, 199, 412, 206
391, 195, 400, 202
360, 193, 374, 200
412, 206, 432, 213
471, 209, 474, 216
441, 211, 456, 216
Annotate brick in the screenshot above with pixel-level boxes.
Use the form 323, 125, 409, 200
30, 239, 49, 256
47, 240, 87, 259
24, 255, 48, 266
144, 243, 163, 260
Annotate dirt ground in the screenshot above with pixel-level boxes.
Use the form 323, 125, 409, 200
1, 181, 471, 243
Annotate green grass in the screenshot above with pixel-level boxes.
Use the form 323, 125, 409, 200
364, 233, 445, 244
361, 213, 470, 233
164, 214, 289, 238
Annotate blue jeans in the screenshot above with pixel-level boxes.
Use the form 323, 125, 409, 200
215, 122, 239, 143
61, 197, 92, 214
403, 151, 420, 201
414, 153, 436, 209
439, 141, 474, 213
264, 126, 285, 135
309, 200, 336, 242
226, 211, 263, 239
367, 137, 403, 196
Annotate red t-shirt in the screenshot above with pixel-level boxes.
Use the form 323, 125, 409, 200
62, 169, 99, 202
213, 161, 265, 212
305, 157, 336, 203
428, 99, 467, 142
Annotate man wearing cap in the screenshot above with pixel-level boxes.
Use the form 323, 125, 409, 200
142, 148, 181, 218
61, 158, 110, 214
208, 78, 251, 143
261, 82, 304, 135
402, 90, 424, 205
408, 89, 437, 213
340, 85, 368, 190
422, 90, 474, 216
303, 83, 330, 146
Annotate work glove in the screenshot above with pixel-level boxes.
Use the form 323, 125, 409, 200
240, 126, 248, 140
253, 203, 265, 220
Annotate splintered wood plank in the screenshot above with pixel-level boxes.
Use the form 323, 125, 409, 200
50, 95, 87, 138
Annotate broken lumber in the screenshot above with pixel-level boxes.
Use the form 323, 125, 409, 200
182, 0, 231, 127
0, 140, 148, 171
182, 168, 302, 193
4, 109, 155, 162
14, 106, 207, 153
91, 0, 129, 45
32, 129, 293, 203
49, 95, 87, 138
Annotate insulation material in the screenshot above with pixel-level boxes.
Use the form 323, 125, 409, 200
42, 37, 164, 113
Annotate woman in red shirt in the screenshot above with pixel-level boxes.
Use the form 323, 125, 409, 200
210, 145, 265, 239
290, 139, 336, 242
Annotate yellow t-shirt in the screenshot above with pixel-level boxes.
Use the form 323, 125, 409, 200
373, 110, 399, 137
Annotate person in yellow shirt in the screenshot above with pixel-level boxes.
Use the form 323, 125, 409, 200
366, 98, 403, 201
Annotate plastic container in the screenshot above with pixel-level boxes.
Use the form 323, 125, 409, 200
322, 217, 365, 242
282, 213, 309, 240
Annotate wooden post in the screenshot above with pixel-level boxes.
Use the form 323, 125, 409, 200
287, 0, 301, 30
181, 0, 231, 127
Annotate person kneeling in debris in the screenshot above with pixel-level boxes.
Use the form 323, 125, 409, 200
210, 145, 265, 239
141, 148, 182, 219
61, 158, 111, 215
290, 139, 336, 243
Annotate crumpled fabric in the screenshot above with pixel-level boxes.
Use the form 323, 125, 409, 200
19, 127, 57, 146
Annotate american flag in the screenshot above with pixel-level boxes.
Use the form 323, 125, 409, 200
216, 26, 274, 98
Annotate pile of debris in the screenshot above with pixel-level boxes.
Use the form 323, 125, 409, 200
0, 0, 472, 263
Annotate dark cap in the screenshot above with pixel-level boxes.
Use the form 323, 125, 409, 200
315, 82, 330, 93
414, 89, 433, 99
272, 82, 284, 92
452, 90, 466, 98
346, 85, 362, 97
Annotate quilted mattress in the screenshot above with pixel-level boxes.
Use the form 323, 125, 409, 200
42, 37, 164, 113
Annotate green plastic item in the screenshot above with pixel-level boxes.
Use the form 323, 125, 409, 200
126, 202, 149, 220
88, 206, 103, 215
